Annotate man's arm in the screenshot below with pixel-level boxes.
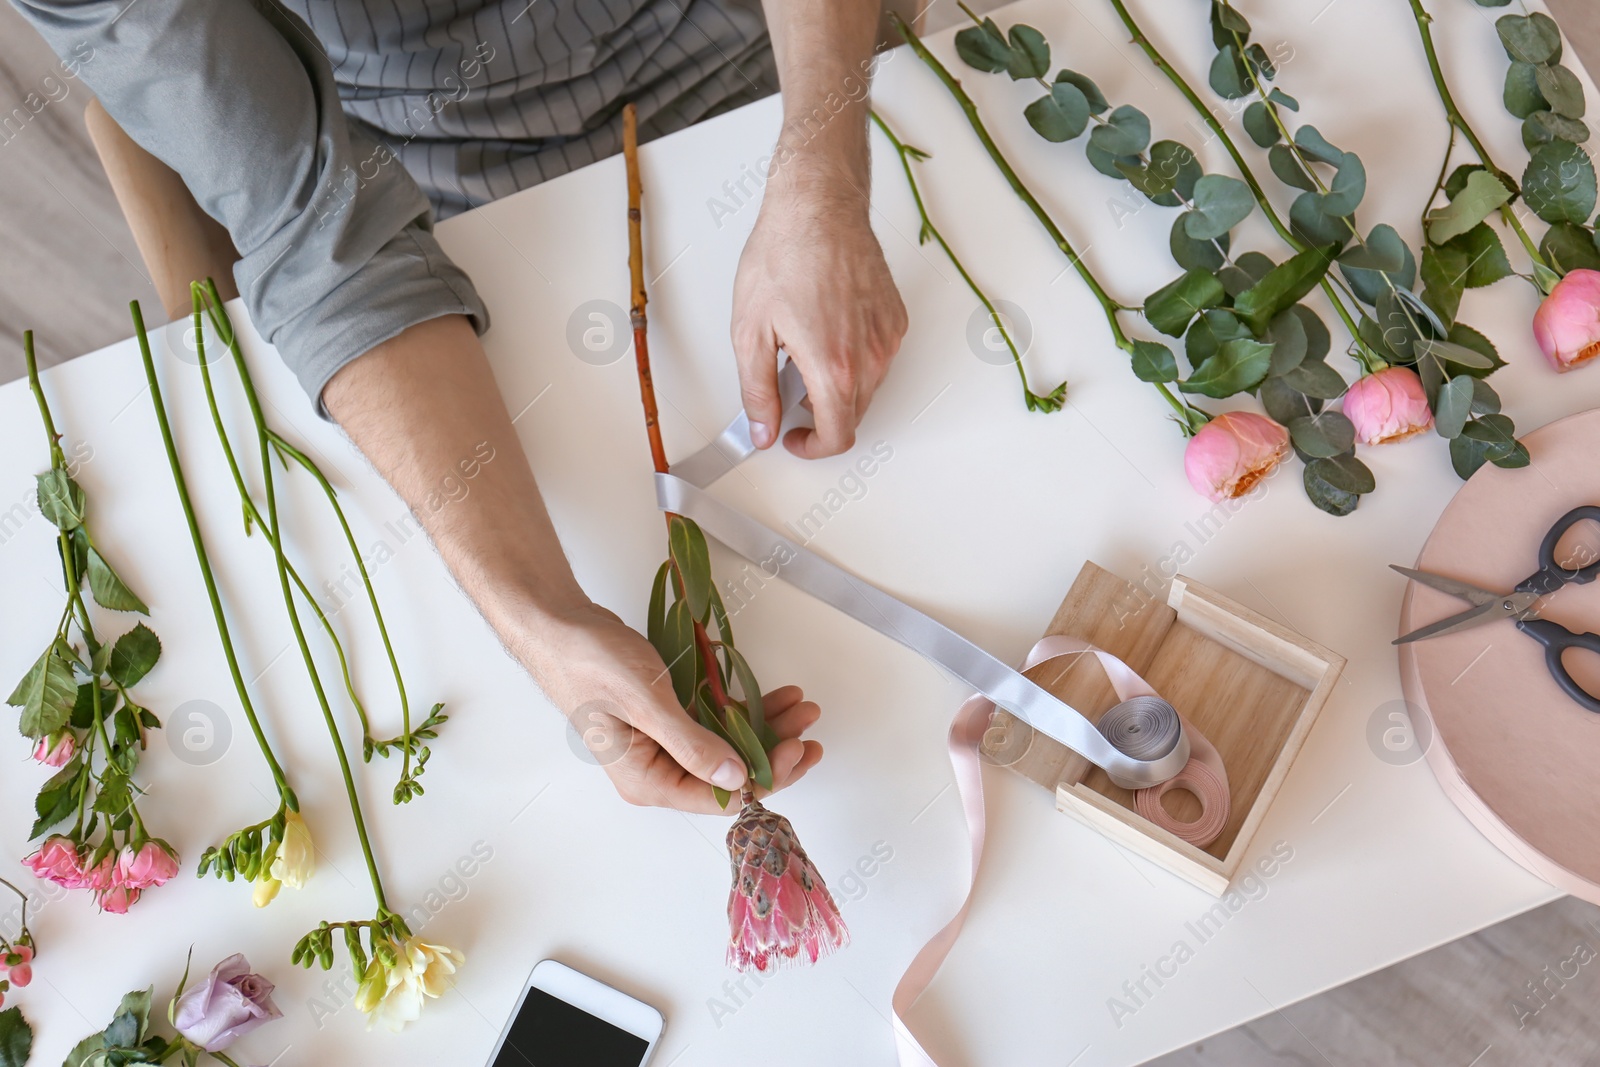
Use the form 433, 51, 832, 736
323, 316, 823, 813
733, 0, 909, 458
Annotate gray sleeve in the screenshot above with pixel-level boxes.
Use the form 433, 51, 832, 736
12, 0, 490, 415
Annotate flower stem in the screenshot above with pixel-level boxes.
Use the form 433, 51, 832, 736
131, 301, 297, 810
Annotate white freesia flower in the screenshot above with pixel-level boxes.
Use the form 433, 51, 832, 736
270, 810, 315, 889
354, 937, 465, 1032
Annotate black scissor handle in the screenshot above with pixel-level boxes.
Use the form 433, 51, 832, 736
1517, 618, 1600, 715
1518, 505, 1600, 597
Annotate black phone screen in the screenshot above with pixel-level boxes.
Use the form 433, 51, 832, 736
492, 986, 651, 1067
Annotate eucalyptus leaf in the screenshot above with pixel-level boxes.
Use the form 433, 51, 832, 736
1004, 24, 1051, 80
1523, 110, 1590, 151
1269, 88, 1299, 111
1293, 125, 1345, 166
1089, 105, 1152, 158
1416, 338, 1496, 371
1425, 168, 1514, 243
1209, 44, 1251, 99
87, 546, 148, 613
1283, 359, 1348, 400
1496, 13, 1562, 65
1269, 144, 1316, 190
1130, 340, 1179, 383
1471, 378, 1503, 416
1290, 192, 1354, 247
1152, 140, 1202, 201
1523, 139, 1597, 224
1289, 412, 1355, 458
1025, 81, 1091, 142
1267, 308, 1309, 374
1433, 374, 1476, 438
1085, 142, 1139, 180
1504, 60, 1550, 118
1178, 338, 1273, 398
1532, 64, 1585, 119
108, 622, 161, 689
1308, 453, 1376, 495
1314, 151, 1367, 217
1171, 214, 1230, 271
1245, 43, 1276, 80
1233, 244, 1338, 335
1261, 375, 1321, 423
1303, 463, 1361, 516
954, 18, 1013, 74
1145, 269, 1228, 337
1288, 304, 1332, 363
1185, 174, 1255, 239
1210, 1, 1250, 47
1337, 224, 1416, 306
1056, 70, 1109, 114
1244, 101, 1279, 147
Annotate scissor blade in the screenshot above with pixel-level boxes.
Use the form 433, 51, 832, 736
1389, 565, 1499, 606
1394, 600, 1499, 644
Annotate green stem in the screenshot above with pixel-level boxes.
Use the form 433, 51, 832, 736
23, 333, 65, 469
131, 301, 297, 808
0, 877, 30, 952
200, 289, 389, 913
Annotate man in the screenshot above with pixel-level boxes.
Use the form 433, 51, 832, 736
16, 0, 907, 812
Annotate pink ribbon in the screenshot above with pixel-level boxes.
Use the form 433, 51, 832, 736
892, 636, 1230, 1066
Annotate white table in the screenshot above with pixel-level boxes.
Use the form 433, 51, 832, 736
4, 1, 1594, 1063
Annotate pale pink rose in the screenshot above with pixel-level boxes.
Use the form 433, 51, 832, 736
1533, 268, 1600, 372
1183, 411, 1290, 502
1, 946, 34, 988
32, 731, 75, 768
24, 836, 86, 889
1342, 366, 1434, 445
98, 885, 141, 914
82, 853, 118, 893
173, 954, 282, 1052
116, 840, 180, 890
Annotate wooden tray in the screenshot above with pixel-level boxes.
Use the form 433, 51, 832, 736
982, 562, 1344, 895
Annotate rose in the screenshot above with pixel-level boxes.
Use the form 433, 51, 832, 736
32, 730, 75, 768
1183, 411, 1290, 502
97, 885, 140, 914
82, 852, 118, 893
173, 953, 283, 1052
116, 839, 181, 890
1533, 268, 1600, 373
1341, 367, 1433, 445
25, 836, 85, 888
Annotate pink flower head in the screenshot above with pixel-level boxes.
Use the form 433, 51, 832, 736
1534, 268, 1600, 372
1183, 411, 1290, 502
173, 953, 283, 1052
117, 840, 180, 890
32, 730, 75, 768
1342, 366, 1434, 445
25, 836, 86, 889
82, 852, 118, 893
1, 946, 33, 988
98, 885, 140, 914
725, 796, 848, 972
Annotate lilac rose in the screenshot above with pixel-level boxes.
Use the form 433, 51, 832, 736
173, 954, 282, 1052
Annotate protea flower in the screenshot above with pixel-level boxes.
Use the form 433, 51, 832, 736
726, 793, 848, 971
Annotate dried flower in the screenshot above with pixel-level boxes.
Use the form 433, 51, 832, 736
31, 730, 75, 768
1342, 367, 1434, 445
172, 953, 282, 1052
1533, 268, 1600, 373
1183, 411, 1290, 502
726, 796, 848, 972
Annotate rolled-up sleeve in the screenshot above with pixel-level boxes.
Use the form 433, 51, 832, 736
13, 0, 489, 414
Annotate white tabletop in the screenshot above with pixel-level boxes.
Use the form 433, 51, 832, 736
4, 0, 1595, 1063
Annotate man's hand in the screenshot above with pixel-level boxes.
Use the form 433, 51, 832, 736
531, 605, 823, 814
732, 183, 907, 459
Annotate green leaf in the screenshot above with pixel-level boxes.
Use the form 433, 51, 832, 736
1210, 1, 1250, 46
1533, 64, 1585, 119
103, 988, 152, 1049
1261, 375, 1319, 423
36, 470, 85, 531
1289, 412, 1355, 458
70, 682, 116, 730
1269, 88, 1299, 112
1245, 42, 1276, 80
1004, 24, 1050, 80
646, 560, 670, 652
87, 546, 149, 613
1417, 338, 1496, 372
1303, 463, 1361, 516
1523, 140, 1596, 224
1445, 323, 1506, 378
1307, 453, 1376, 495
1209, 44, 1251, 99
1145, 269, 1227, 337
1337, 224, 1416, 306
1426, 168, 1514, 243
1289, 304, 1331, 363
32, 759, 82, 839
723, 706, 774, 791
1243, 101, 1279, 147
1496, 13, 1562, 65
1184, 174, 1255, 239
1283, 359, 1349, 400
1541, 221, 1600, 274
1084, 142, 1137, 180
1267, 308, 1309, 374
1433, 374, 1477, 438
1179, 338, 1273, 398
1289, 192, 1353, 247
1128, 340, 1178, 383
1523, 110, 1590, 151
667, 516, 713, 623
954, 19, 1012, 73
720, 643, 765, 736
108, 623, 161, 689
64, 1031, 106, 1067
1186, 309, 1251, 367
8, 644, 77, 739
1056, 70, 1108, 114
1171, 214, 1230, 271
1314, 151, 1367, 217
1234, 245, 1338, 335
1088, 105, 1151, 158
659, 599, 696, 706
1450, 430, 1498, 479
1269, 144, 1316, 190
1420, 245, 1466, 326
1504, 60, 1550, 118
1293, 125, 1345, 166
0, 1006, 32, 1067
1448, 223, 1514, 288
1024, 81, 1090, 142
1154, 140, 1202, 200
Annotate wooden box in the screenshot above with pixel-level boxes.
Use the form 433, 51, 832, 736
981, 562, 1343, 895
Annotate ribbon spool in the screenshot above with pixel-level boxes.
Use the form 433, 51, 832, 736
1098, 695, 1229, 847
1098, 695, 1183, 786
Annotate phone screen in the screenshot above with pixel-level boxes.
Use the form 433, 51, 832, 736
492, 986, 650, 1067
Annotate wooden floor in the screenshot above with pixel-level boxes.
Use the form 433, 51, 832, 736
5, 3, 1600, 1065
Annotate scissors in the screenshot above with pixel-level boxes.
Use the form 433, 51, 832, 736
1392, 504, 1600, 714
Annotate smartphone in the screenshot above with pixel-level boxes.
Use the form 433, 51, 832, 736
487, 959, 664, 1066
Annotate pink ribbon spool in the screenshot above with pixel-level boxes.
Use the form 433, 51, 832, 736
1132, 727, 1230, 847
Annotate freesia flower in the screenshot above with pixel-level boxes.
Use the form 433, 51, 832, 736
270, 810, 314, 889
725, 796, 848, 972
0, 946, 32, 988
1533, 268, 1600, 372
173, 953, 282, 1052
117, 839, 180, 890
354, 937, 464, 1032
32, 730, 75, 768
252, 877, 281, 909
1182, 411, 1290, 502
1342, 366, 1433, 445
25, 836, 85, 888
98, 885, 140, 914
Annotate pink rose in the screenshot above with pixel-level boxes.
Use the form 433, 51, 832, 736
82, 852, 118, 893
25, 836, 86, 889
32, 730, 75, 768
1, 946, 33, 988
173, 954, 283, 1052
116, 840, 180, 890
1533, 268, 1600, 372
1183, 411, 1290, 502
98, 885, 141, 914
1341, 366, 1434, 445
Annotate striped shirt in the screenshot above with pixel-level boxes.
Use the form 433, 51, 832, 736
15, 0, 777, 408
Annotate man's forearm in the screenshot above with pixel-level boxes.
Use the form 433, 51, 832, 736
762, 0, 880, 195
321, 315, 588, 672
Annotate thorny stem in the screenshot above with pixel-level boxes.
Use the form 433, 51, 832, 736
869, 109, 1065, 411
891, 13, 1201, 431
132, 301, 297, 810
0, 877, 31, 953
